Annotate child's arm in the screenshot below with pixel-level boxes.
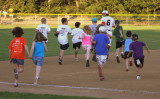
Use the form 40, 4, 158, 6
127, 50, 133, 57
44, 43, 48, 52
119, 30, 123, 38
28, 42, 35, 58
25, 45, 29, 57
144, 45, 150, 54
54, 31, 59, 37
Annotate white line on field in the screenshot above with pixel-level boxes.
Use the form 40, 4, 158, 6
0, 81, 159, 95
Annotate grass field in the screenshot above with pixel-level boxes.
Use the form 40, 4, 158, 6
0, 25, 159, 61
0, 92, 110, 99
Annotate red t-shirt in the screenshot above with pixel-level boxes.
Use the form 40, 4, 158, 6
8, 37, 27, 59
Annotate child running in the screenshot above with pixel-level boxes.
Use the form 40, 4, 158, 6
93, 26, 110, 81
113, 20, 124, 63
36, 18, 51, 44
29, 32, 48, 85
122, 31, 133, 71
54, 18, 71, 65
80, 25, 92, 67
8, 27, 29, 87
71, 22, 83, 61
127, 34, 150, 79
90, 18, 98, 62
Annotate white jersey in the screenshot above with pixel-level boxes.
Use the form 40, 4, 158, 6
71, 28, 83, 44
36, 24, 51, 42
57, 25, 71, 45
101, 16, 115, 31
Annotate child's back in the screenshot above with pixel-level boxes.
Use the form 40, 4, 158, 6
9, 37, 27, 59
33, 42, 45, 57
124, 38, 132, 52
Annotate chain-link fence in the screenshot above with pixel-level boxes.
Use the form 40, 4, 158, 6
0, 14, 160, 26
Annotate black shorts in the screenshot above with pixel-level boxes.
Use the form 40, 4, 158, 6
116, 41, 124, 48
124, 52, 133, 59
73, 42, 81, 49
134, 58, 144, 68
60, 43, 69, 50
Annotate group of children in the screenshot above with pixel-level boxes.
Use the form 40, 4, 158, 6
8, 11, 150, 87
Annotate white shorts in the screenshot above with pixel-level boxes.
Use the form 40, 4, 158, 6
96, 55, 107, 65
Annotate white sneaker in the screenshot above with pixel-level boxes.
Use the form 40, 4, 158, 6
137, 75, 141, 79
74, 58, 79, 61
13, 83, 18, 87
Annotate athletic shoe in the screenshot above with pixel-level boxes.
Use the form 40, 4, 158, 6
126, 69, 129, 71
100, 76, 105, 81
86, 60, 90, 67
74, 58, 79, 62
34, 77, 40, 85
116, 56, 120, 63
129, 61, 132, 66
92, 54, 97, 62
121, 53, 124, 58
14, 69, 18, 80
136, 75, 141, 80
13, 83, 18, 87
59, 57, 62, 65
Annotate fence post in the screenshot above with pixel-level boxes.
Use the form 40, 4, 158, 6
35, 14, 36, 25
126, 16, 128, 26
58, 14, 59, 25
81, 14, 82, 24
148, 15, 150, 26
12, 14, 13, 25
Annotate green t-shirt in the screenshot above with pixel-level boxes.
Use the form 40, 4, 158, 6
113, 26, 124, 42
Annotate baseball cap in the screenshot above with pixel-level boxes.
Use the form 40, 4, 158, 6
99, 26, 106, 32
92, 18, 97, 22
101, 10, 109, 14
132, 34, 138, 39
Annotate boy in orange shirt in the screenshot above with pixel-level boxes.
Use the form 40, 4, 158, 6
8, 27, 29, 87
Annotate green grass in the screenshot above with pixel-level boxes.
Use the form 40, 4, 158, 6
0, 92, 110, 99
0, 25, 160, 61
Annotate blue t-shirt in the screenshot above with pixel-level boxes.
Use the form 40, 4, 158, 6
33, 42, 45, 57
93, 34, 110, 55
123, 38, 132, 52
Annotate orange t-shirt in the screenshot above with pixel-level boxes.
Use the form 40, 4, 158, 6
8, 37, 27, 59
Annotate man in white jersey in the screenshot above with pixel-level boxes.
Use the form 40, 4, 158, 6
36, 18, 51, 43
101, 10, 115, 59
55, 18, 71, 65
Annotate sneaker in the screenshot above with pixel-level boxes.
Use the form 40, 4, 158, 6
100, 76, 105, 81
59, 57, 62, 65
86, 60, 90, 67
121, 53, 124, 58
129, 61, 132, 66
116, 56, 120, 63
14, 69, 18, 80
126, 69, 129, 71
137, 75, 141, 80
92, 54, 96, 62
34, 77, 40, 85
74, 58, 79, 62
13, 83, 18, 87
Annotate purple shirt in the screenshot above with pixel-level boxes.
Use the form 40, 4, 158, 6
129, 41, 146, 59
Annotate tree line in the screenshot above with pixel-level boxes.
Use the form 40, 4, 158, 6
0, 0, 160, 14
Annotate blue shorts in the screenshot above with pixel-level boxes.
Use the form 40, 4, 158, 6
11, 59, 24, 65
32, 56, 44, 67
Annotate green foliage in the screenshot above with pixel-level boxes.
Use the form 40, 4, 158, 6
0, 0, 159, 14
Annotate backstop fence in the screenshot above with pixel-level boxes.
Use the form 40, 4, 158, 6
0, 13, 160, 26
